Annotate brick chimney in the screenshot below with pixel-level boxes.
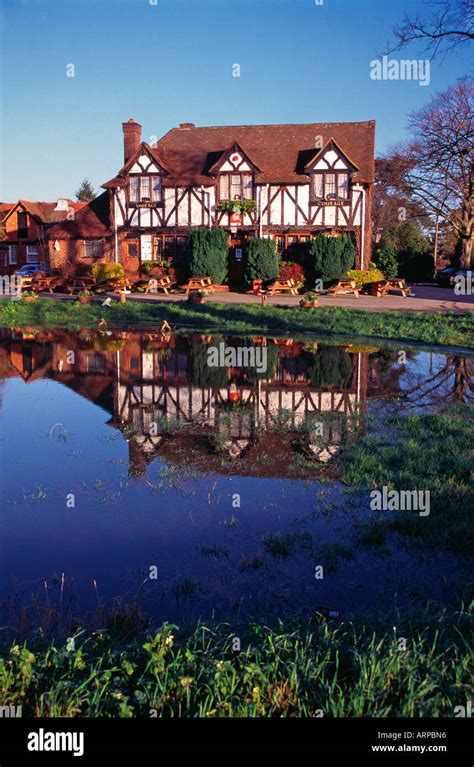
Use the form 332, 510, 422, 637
179, 122, 195, 130
122, 118, 142, 164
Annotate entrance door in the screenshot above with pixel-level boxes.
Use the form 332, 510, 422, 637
140, 234, 152, 262
228, 234, 245, 287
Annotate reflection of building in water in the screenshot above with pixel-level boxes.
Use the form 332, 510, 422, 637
0, 329, 371, 477
113, 336, 369, 476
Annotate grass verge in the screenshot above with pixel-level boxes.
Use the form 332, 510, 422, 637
338, 406, 474, 555
0, 603, 471, 717
0, 298, 473, 348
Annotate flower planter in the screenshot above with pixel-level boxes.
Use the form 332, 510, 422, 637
21, 296, 38, 303
78, 295, 93, 305
300, 298, 318, 309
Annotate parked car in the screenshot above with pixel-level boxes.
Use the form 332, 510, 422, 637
14, 264, 51, 278
435, 267, 467, 288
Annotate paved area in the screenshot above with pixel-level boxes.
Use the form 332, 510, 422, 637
21, 285, 474, 313
119, 285, 474, 313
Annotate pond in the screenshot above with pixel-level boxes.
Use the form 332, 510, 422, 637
0, 326, 472, 631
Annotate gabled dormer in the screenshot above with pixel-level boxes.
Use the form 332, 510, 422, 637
304, 138, 359, 203
103, 121, 168, 208
124, 145, 167, 207
208, 142, 260, 202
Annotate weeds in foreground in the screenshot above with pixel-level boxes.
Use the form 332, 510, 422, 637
0, 602, 471, 717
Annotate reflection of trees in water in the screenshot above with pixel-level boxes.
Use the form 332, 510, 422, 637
307, 347, 353, 389
367, 349, 474, 408
368, 350, 410, 396
188, 343, 228, 389
397, 356, 473, 408
188, 340, 279, 388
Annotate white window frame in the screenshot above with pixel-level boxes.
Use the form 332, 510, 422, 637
151, 176, 162, 202
129, 175, 162, 204
218, 172, 253, 201
130, 177, 139, 202
337, 173, 349, 200
8, 245, 17, 265
26, 245, 39, 263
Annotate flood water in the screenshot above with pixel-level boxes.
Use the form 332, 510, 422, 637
0, 326, 472, 631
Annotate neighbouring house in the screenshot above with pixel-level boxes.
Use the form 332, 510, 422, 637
47, 194, 112, 279
0, 199, 86, 274
46, 117, 375, 283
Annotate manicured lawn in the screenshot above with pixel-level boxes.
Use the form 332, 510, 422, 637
1, 297, 473, 348
1, 603, 471, 717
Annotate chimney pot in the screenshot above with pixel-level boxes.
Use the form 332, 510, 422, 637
179, 122, 195, 129
122, 119, 142, 164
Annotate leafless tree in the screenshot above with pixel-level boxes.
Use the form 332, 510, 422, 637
372, 158, 431, 239
397, 356, 474, 407
385, 0, 474, 61
381, 81, 474, 267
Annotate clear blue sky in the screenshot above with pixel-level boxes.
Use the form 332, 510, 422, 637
0, 0, 470, 201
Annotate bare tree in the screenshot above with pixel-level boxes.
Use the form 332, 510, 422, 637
372, 157, 431, 239
385, 0, 474, 60
382, 81, 474, 267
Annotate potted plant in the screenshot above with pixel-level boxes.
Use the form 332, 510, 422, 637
78, 290, 93, 304
187, 289, 207, 305
300, 292, 319, 309
21, 290, 38, 303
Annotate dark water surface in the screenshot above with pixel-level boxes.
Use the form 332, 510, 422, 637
0, 326, 471, 630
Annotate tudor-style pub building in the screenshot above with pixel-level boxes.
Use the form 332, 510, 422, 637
47, 117, 375, 282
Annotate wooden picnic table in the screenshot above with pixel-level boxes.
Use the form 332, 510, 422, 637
65, 277, 96, 295
374, 278, 410, 298
328, 280, 361, 298
180, 276, 214, 295
103, 277, 133, 293
17, 277, 34, 290
267, 278, 300, 296
91, 277, 132, 294
32, 276, 63, 293
133, 276, 176, 295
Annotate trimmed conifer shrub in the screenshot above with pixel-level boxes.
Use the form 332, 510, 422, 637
187, 228, 229, 284
308, 234, 355, 283
244, 238, 279, 284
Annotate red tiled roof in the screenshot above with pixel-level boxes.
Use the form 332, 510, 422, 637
47, 192, 111, 239
0, 203, 14, 220
151, 121, 375, 186
16, 200, 87, 224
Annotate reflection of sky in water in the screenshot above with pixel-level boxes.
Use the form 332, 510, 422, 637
368, 350, 474, 418
0, 333, 471, 628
